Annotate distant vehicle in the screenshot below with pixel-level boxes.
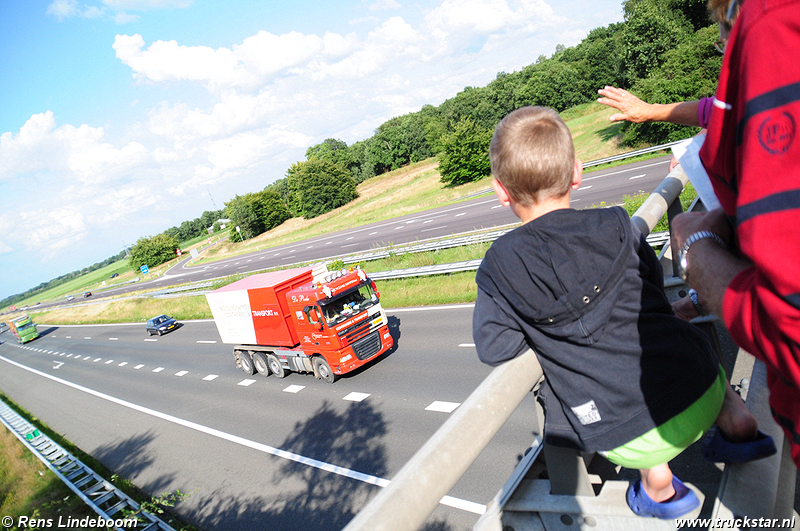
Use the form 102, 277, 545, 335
83, 291, 92, 298
146, 315, 180, 336
110, 273, 119, 278
10, 315, 39, 344
67, 295, 75, 301
0, 322, 8, 334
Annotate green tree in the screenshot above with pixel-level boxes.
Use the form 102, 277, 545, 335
287, 159, 358, 219
128, 233, 180, 272
619, 0, 694, 84
621, 25, 722, 145
438, 117, 493, 186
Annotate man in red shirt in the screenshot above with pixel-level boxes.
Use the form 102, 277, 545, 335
673, 0, 800, 467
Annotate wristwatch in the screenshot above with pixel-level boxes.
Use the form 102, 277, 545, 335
678, 230, 727, 281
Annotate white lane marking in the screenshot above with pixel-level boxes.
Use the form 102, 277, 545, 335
421, 226, 446, 232
238, 379, 257, 386
65, 336, 71, 338
119, 362, 128, 367
458, 343, 476, 348
369, 231, 378, 235
455, 212, 466, 217
109, 338, 118, 341
283, 385, 305, 393
491, 205, 504, 209
196, 340, 217, 344
144, 338, 158, 342
153, 367, 165, 373
53, 362, 63, 370
93, 358, 101, 362
0, 354, 485, 515
203, 374, 218, 381
629, 173, 647, 180
83, 356, 91, 360
577, 185, 592, 191
176, 371, 189, 377
134, 364, 144, 369
343, 392, 370, 402
84, 337, 92, 340
426, 401, 461, 413
105, 360, 114, 365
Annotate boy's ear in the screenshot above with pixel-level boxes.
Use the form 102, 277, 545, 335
492, 178, 513, 207
571, 159, 583, 190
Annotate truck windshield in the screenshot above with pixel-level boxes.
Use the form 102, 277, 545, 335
319, 283, 377, 326
17, 322, 34, 331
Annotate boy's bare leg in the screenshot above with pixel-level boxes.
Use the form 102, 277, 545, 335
639, 464, 675, 502
716, 382, 759, 442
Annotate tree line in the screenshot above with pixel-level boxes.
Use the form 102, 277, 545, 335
6, 0, 723, 302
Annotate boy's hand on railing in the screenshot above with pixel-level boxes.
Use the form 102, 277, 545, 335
672, 296, 700, 322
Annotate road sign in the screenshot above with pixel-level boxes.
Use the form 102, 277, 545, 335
141, 265, 149, 274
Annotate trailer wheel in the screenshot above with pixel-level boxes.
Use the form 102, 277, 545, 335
267, 354, 286, 378
252, 352, 269, 375
239, 351, 256, 375
314, 357, 337, 384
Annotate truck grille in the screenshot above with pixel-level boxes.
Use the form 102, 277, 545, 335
351, 330, 381, 361
338, 318, 371, 343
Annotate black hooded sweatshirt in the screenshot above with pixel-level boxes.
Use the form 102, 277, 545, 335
473, 206, 718, 452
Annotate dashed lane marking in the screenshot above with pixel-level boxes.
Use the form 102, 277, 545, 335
238, 379, 257, 386
203, 374, 219, 381
343, 392, 370, 402
283, 385, 305, 393
175, 370, 188, 377
152, 367, 165, 373
426, 401, 461, 413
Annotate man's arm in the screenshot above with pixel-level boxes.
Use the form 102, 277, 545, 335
597, 86, 702, 126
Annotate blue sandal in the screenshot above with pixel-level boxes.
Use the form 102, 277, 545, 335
626, 477, 700, 519
701, 428, 777, 464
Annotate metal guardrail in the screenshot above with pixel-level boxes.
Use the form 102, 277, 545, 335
0, 397, 177, 531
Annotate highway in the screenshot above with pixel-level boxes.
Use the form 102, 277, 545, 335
0, 155, 674, 530
0, 309, 540, 531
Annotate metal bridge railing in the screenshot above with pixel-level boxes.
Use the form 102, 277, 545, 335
343, 164, 797, 531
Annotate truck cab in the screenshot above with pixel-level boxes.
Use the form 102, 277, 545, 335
287, 267, 391, 377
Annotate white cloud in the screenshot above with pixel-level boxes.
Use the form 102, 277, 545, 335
368, 0, 402, 11
46, 0, 80, 20
0, 241, 12, 254
102, 0, 193, 10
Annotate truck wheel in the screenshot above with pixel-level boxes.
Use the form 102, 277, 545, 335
267, 354, 286, 378
239, 351, 256, 375
252, 352, 269, 375
314, 357, 337, 384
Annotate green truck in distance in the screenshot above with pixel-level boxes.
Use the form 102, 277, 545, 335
9, 315, 39, 344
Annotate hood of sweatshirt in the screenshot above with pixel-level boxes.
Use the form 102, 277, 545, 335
476, 207, 633, 345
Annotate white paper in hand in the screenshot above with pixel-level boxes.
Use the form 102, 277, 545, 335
671, 133, 722, 211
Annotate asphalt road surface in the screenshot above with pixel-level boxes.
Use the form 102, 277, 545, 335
0, 306, 541, 531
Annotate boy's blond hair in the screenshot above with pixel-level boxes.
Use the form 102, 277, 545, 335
490, 106, 575, 206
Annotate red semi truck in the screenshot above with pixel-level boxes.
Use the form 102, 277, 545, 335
206, 264, 393, 383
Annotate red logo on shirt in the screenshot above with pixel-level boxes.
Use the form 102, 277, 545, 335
758, 112, 795, 154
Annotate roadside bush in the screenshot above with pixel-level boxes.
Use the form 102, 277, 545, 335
128, 234, 180, 272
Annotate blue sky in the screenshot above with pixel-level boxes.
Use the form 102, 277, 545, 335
0, 0, 624, 301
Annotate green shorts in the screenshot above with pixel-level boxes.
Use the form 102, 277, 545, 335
600, 365, 726, 470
